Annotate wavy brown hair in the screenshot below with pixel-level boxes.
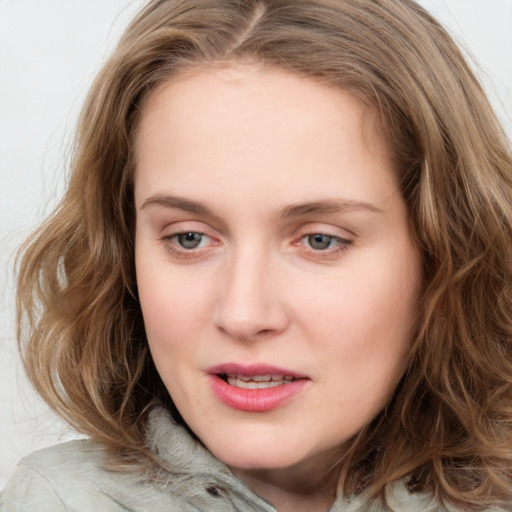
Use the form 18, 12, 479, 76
16, 0, 512, 509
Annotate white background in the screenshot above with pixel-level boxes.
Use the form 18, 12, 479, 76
1, 0, 511, 489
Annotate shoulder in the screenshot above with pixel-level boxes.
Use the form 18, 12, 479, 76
0, 441, 96, 511
383, 478, 509, 512
336, 477, 510, 512
1, 440, 121, 512
15, 439, 107, 475
0, 440, 195, 512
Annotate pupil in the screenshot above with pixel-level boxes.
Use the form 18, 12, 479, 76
308, 234, 331, 250
178, 232, 202, 249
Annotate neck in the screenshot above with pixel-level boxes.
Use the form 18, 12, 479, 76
233, 462, 340, 512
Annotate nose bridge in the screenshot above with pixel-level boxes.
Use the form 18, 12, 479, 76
214, 242, 287, 340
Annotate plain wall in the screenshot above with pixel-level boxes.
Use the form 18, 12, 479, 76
1, 0, 511, 489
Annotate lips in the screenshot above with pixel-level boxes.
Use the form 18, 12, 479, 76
207, 363, 309, 412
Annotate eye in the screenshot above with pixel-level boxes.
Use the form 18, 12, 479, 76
163, 231, 214, 255
293, 229, 353, 260
303, 233, 348, 251
160, 224, 220, 260
305, 233, 338, 250
175, 232, 206, 249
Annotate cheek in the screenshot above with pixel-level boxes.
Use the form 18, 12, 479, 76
135, 251, 214, 354
299, 258, 418, 344
295, 250, 421, 391
135, 257, 214, 409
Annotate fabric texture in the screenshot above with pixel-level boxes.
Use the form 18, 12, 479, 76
0, 407, 502, 511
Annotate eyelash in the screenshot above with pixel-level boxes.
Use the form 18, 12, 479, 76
295, 233, 352, 259
161, 230, 353, 259
161, 232, 214, 259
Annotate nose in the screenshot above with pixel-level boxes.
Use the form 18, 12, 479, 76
213, 246, 289, 341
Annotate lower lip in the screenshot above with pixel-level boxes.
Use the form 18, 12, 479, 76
209, 375, 308, 412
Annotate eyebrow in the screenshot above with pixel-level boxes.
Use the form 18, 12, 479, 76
141, 194, 212, 215
140, 194, 382, 217
280, 199, 382, 218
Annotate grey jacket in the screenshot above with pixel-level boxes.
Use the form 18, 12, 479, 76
0, 408, 500, 511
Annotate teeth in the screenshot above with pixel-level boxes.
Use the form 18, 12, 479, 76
234, 375, 272, 382
225, 374, 295, 389
251, 375, 272, 382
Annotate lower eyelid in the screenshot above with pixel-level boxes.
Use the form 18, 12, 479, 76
290, 235, 352, 261
307, 239, 352, 257
160, 230, 222, 258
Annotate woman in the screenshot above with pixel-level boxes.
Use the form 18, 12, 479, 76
2, 0, 512, 510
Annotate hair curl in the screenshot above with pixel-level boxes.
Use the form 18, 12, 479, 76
16, 0, 512, 509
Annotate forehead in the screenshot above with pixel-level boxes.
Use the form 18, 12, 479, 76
136, 63, 385, 155
134, 63, 397, 211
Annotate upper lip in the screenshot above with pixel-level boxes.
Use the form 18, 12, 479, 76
207, 362, 309, 379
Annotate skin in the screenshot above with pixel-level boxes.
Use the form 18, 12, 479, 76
134, 63, 423, 512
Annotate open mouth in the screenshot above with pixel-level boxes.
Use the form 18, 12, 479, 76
209, 366, 309, 411
217, 373, 297, 389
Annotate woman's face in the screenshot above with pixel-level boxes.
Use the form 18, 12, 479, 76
134, 64, 423, 479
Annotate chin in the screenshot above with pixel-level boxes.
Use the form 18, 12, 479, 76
215, 447, 305, 472
200, 427, 332, 473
